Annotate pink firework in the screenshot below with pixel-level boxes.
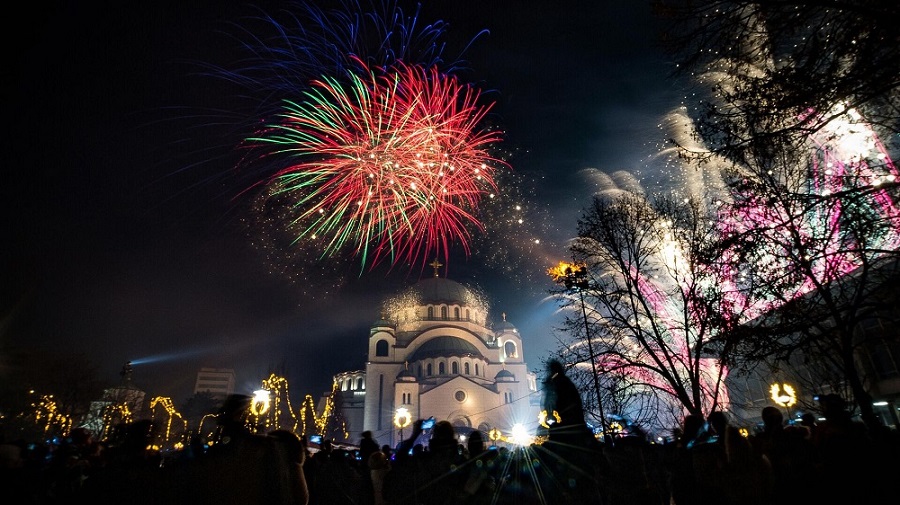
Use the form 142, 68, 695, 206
716, 106, 900, 320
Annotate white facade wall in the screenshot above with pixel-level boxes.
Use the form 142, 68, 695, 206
355, 278, 540, 448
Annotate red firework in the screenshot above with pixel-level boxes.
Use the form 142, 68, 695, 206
247, 57, 507, 270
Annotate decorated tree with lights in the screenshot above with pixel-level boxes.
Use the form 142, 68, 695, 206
0, 348, 104, 442
551, 193, 747, 435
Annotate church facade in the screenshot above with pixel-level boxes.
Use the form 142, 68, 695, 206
334, 273, 541, 447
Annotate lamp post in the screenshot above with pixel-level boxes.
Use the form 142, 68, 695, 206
251, 389, 271, 433
394, 407, 411, 447
549, 261, 609, 444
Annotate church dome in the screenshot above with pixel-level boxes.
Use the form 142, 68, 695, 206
396, 369, 417, 381
405, 277, 478, 306
409, 336, 484, 360
495, 369, 515, 381
494, 312, 517, 333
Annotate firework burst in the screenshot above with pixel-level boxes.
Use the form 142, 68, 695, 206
245, 57, 507, 271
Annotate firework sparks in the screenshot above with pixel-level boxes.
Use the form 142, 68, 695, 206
246, 58, 507, 270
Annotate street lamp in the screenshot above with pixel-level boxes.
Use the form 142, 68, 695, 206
549, 260, 609, 444
394, 407, 411, 445
251, 389, 271, 433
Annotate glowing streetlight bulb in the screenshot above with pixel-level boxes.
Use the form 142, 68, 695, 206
251, 389, 271, 416
509, 423, 532, 446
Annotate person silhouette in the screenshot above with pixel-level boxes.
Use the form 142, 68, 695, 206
540, 359, 605, 504
810, 394, 877, 501
268, 430, 310, 505
184, 394, 297, 505
357, 431, 379, 505
542, 359, 595, 446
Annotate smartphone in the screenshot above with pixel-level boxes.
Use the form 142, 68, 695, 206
421, 417, 435, 430
309, 434, 323, 444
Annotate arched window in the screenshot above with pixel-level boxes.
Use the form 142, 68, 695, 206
427, 363, 433, 376
475, 364, 479, 376
439, 362, 446, 375
452, 362, 459, 374
357, 377, 364, 389
504, 341, 517, 359
341, 379, 349, 391
464, 362, 470, 375
441, 306, 448, 319
454, 307, 460, 320
427, 306, 434, 319
465, 309, 470, 320
375, 339, 389, 357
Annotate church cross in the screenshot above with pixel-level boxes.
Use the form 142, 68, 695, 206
429, 258, 443, 277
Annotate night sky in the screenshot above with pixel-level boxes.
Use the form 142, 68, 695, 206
3, 1, 682, 402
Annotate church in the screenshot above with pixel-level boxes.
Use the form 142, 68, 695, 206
332, 268, 541, 447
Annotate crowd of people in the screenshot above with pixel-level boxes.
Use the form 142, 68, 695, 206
2, 363, 898, 504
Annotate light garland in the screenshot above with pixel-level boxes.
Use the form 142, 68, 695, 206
538, 409, 561, 429
150, 396, 187, 448
769, 383, 798, 408
31, 393, 73, 438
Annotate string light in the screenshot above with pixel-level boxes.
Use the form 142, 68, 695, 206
150, 396, 187, 449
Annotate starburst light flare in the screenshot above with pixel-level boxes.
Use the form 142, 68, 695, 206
248, 57, 507, 270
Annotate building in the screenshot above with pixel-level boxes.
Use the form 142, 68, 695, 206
333, 370, 366, 442
725, 261, 900, 430
81, 362, 147, 439
193, 368, 236, 400
333, 271, 541, 447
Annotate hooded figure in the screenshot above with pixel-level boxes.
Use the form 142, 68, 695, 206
543, 361, 585, 427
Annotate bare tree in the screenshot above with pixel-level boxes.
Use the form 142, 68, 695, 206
656, 0, 900, 163
709, 124, 900, 432
181, 391, 220, 428
551, 193, 747, 435
0, 347, 104, 441
654, 0, 900, 433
